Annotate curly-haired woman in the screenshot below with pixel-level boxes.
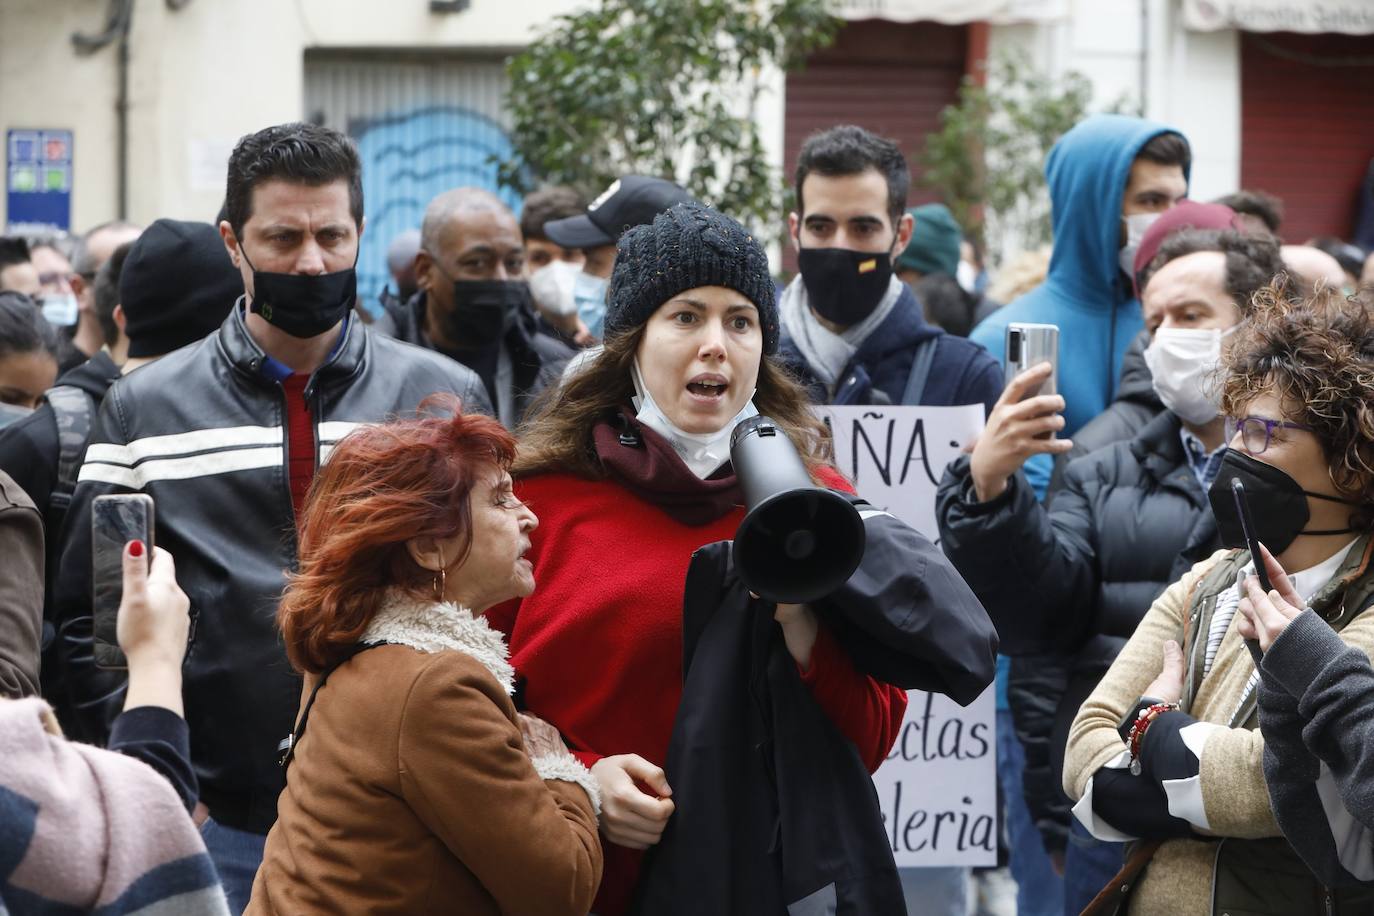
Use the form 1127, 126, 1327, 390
247, 404, 601, 915
1063, 284, 1374, 914
490, 201, 997, 915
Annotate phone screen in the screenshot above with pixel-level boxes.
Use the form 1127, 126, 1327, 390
91, 494, 155, 669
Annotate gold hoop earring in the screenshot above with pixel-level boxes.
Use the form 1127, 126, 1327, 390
433, 567, 446, 602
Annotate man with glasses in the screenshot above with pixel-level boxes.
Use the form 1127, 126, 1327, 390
375, 186, 572, 427
937, 227, 1293, 915
68, 221, 142, 364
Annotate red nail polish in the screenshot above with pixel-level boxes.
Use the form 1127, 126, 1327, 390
128, 540, 144, 558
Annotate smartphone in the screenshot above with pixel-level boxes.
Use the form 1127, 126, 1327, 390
91, 494, 155, 669
1230, 477, 1271, 661
1005, 323, 1059, 438
1230, 478, 1273, 592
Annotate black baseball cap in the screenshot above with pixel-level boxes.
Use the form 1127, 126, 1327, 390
543, 175, 694, 249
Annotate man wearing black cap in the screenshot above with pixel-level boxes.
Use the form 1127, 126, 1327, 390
51, 122, 491, 912
543, 175, 694, 340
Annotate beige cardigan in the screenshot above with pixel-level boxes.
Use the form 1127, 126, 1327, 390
1064, 547, 1374, 915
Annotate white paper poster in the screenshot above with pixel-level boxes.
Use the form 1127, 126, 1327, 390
816, 403, 997, 867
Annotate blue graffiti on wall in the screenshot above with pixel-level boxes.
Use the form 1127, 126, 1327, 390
351, 106, 522, 316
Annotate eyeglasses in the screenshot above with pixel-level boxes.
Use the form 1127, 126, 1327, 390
1224, 415, 1314, 456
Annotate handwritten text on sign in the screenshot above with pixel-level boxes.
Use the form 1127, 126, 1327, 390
816, 404, 996, 868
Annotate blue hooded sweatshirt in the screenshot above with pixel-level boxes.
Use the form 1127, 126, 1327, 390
971, 114, 1189, 498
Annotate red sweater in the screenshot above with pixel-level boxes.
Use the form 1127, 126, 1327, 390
487, 468, 906, 915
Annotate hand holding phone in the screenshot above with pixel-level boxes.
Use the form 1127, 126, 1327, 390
92, 494, 155, 669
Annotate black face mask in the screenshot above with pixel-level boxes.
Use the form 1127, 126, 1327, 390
1207, 449, 1356, 555
438, 280, 529, 350
797, 244, 894, 327
241, 245, 357, 339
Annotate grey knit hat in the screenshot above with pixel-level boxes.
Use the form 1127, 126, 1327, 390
604, 202, 778, 354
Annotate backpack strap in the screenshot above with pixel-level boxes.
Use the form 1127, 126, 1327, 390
899, 335, 941, 406
44, 385, 95, 515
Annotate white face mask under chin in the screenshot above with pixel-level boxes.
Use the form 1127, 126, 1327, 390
630, 359, 758, 480
1119, 212, 1163, 278
1144, 325, 1237, 426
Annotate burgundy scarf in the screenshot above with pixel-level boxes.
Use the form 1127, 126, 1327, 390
593, 408, 744, 526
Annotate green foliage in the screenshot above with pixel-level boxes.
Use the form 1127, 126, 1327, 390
501, 0, 839, 233
921, 50, 1100, 264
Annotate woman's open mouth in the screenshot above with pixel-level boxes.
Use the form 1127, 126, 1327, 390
686, 375, 729, 401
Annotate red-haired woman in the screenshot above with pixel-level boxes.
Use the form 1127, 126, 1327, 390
246, 403, 601, 916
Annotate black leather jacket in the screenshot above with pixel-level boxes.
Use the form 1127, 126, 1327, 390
53, 307, 491, 832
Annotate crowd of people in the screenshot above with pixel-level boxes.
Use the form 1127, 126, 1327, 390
1, 110, 1373, 916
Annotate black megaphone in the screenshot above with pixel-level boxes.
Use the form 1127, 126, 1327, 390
730, 415, 866, 604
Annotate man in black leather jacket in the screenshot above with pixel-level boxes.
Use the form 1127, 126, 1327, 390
51, 122, 491, 913
937, 227, 1287, 913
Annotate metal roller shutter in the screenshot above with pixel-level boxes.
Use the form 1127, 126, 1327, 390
303, 51, 519, 310
783, 19, 968, 269
1240, 31, 1374, 243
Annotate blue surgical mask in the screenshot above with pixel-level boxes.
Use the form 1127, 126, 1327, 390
40, 293, 79, 327
574, 271, 610, 339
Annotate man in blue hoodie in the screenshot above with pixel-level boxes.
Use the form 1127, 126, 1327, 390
970, 115, 1190, 499
779, 125, 1001, 415
967, 114, 1190, 916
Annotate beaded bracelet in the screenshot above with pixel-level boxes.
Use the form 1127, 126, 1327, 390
1126, 702, 1178, 776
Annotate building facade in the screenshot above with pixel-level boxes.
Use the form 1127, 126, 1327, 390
2, 0, 1370, 292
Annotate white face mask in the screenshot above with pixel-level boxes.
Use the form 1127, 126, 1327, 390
1119, 212, 1162, 279
956, 259, 978, 294
529, 260, 581, 317
40, 292, 79, 327
574, 271, 610, 339
1143, 325, 1237, 425
630, 359, 758, 480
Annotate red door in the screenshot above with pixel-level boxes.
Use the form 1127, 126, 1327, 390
782, 19, 969, 270
1240, 31, 1374, 242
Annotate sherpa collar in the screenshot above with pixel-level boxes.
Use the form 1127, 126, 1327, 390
362, 592, 516, 694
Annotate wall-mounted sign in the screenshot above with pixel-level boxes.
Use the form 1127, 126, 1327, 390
7, 129, 73, 233
834, 0, 1066, 23
1184, 0, 1374, 34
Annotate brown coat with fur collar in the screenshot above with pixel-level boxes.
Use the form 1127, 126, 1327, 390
246, 602, 601, 915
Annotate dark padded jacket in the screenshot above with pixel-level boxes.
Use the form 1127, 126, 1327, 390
778, 283, 1002, 414
1045, 329, 1162, 500
1013, 329, 1164, 847
52, 307, 491, 832
937, 410, 1219, 811
374, 290, 571, 426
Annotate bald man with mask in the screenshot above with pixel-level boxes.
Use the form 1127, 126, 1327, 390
376, 187, 572, 426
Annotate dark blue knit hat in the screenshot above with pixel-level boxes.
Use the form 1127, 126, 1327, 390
604, 202, 778, 354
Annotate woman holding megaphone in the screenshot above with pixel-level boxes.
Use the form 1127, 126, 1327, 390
492, 201, 996, 916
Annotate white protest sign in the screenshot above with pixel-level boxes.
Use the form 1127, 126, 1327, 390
817, 403, 997, 867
